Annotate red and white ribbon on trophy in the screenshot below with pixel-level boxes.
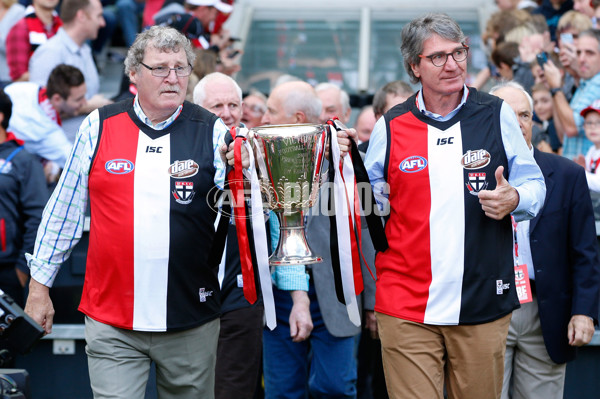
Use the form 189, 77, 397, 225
225, 127, 276, 330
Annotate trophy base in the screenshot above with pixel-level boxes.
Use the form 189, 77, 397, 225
269, 224, 323, 266
269, 255, 323, 266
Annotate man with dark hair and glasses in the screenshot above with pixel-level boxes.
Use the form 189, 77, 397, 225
23, 25, 234, 398
364, 13, 546, 399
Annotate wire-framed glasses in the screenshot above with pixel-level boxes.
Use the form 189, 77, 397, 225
140, 62, 192, 77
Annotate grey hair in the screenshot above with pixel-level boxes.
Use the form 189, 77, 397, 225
579, 28, 600, 52
124, 26, 196, 76
489, 81, 534, 111
281, 83, 322, 123
193, 72, 243, 106
401, 13, 466, 84
314, 82, 351, 116
245, 89, 267, 107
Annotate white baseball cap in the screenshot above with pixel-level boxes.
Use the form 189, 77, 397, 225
185, 0, 233, 13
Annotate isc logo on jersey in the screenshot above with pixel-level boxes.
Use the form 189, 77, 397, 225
169, 159, 199, 178
105, 159, 134, 174
399, 155, 427, 173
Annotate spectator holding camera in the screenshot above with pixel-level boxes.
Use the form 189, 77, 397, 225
555, 10, 593, 86
540, 28, 600, 160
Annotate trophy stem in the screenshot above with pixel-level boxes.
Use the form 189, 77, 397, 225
270, 210, 322, 266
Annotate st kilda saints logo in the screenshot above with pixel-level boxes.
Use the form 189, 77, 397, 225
172, 181, 195, 204
466, 172, 488, 195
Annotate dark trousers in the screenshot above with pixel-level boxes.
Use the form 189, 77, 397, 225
215, 305, 264, 399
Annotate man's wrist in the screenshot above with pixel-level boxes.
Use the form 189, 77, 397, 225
290, 290, 310, 305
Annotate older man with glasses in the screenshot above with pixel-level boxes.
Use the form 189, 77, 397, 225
364, 13, 546, 399
241, 89, 267, 128
23, 26, 234, 399
492, 81, 599, 399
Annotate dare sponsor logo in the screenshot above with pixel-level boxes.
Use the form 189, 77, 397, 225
105, 159, 134, 174
399, 155, 427, 173
461, 149, 491, 170
168, 159, 199, 178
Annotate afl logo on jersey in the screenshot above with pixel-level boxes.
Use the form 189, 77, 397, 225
105, 159, 134, 174
461, 149, 491, 170
169, 159, 199, 178
399, 155, 427, 173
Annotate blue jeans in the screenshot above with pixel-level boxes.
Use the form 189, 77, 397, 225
263, 284, 357, 399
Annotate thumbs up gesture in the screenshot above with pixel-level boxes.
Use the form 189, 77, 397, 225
478, 166, 520, 220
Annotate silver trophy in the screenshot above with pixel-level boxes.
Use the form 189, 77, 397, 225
252, 124, 327, 266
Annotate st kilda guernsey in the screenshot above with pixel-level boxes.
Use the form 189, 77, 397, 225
81, 101, 222, 332
375, 87, 520, 326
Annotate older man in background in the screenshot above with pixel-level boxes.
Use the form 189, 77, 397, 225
261, 80, 376, 399
193, 72, 263, 399
491, 81, 599, 399
241, 89, 267, 128
315, 82, 351, 124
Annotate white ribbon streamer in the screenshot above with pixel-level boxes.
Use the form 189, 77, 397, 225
329, 125, 361, 327
214, 195, 226, 289
237, 128, 276, 330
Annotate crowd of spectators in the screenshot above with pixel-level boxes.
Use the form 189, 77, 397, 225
2, 0, 600, 398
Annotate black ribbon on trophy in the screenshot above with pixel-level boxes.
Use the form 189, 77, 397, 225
220, 121, 388, 327
326, 118, 388, 312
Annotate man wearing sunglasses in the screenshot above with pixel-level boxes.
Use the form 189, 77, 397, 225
364, 13, 546, 399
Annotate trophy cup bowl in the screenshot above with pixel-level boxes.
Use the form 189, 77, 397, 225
252, 123, 327, 266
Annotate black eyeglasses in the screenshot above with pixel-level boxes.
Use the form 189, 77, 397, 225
140, 62, 192, 77
418, 46, 469, 67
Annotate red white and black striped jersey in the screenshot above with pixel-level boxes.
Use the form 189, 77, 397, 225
375, 89, 520, 325
79, 101, 222, 332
